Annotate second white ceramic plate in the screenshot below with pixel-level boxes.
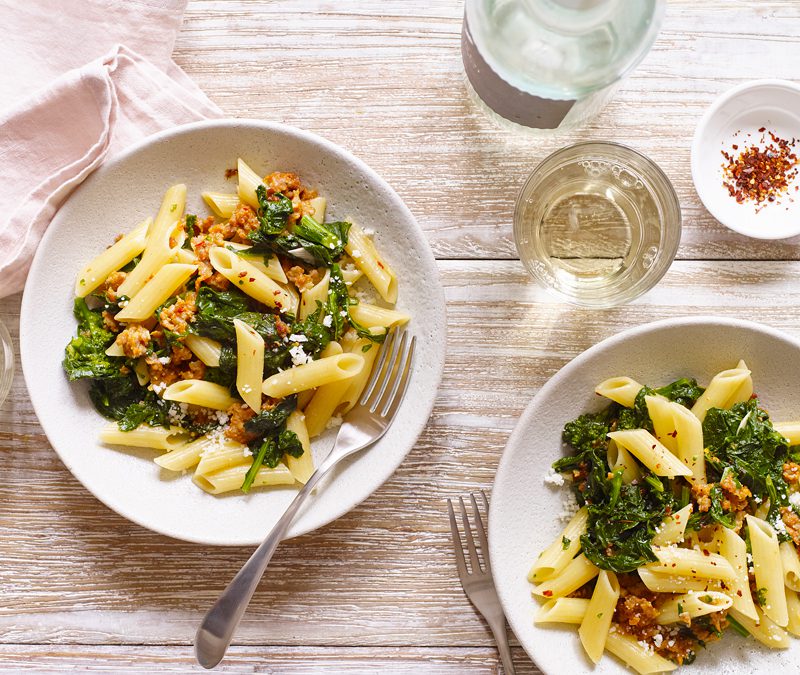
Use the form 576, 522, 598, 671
21, 120, 446, 545
490, 316, 800, 674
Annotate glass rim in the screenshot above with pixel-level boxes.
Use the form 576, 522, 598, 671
513, 140, 682, 308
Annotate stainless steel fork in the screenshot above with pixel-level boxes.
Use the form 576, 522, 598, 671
195, 327, 416, 669
448, 492, 516, 675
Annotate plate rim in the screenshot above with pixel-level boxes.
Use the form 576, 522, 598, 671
20, 118, 447, 545
488, 314, 800, 673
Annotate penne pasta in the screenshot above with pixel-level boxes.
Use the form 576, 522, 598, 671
194, 437, 250, 476
208, 246, 294, 313
534, 597, 589, 625
261, 353, 364, 398
774, 421, 800, 446
115, 263, 196, 322
714, 525, 759, 621
646, 546, 736, 581
99, 423, 191, 451
75, 218, 151, 296
185, 334, 222, 367
691, 365, 752, 422
637, 568, 716, 594
532, 554, 599, 599
658, 590, 733, 624
337, 331, 385, 414
202, 191, 239, 218
285, 410, 314, 484
786, 590, 800, 637
781, 541, 800, 592
348, 301, 410, 329
607, 439, 641, 484
194, 462, 295, 495
607, 430, 693, 478
116, 219, 183, 298
729, 608, 790, 649
150, 183, 187, 243
604, 632, 678, 674
670, 403, 706, 483
651, 503, 693, 547
595, 376, 644, 408
578, 570, 619, 663
236, 157, 265, 208
163, 379, 238, 411
225, 242, 288, 283
528, 507, 588, 583
154, 432, 218, 471
233, 318, 265, 411
644, 394, 678, 453
747, 515, 789, 627
346, 222, 397, 303
299, 269, 330, 321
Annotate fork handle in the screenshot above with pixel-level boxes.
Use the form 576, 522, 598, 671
486, 614, 516, 675
194, 464, 328, 669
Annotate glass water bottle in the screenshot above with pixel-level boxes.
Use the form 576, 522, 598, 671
462, 0, 665, 133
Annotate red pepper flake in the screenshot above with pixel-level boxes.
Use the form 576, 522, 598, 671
542, 590, 553, 597
249, 277, 255, 282
225, 167, 238, 179
721, 130, 799, 207
238, 271, 247, 278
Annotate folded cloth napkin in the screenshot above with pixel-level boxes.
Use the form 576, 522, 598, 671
0, 0, 222, 298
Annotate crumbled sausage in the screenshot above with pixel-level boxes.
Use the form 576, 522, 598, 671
784, 461, 800, 484
159, 293, 196, 334
224, 402, 258, 444
115, 325, 150, 358
285, 265, 321, 292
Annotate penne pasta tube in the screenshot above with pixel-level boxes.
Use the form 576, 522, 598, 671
774, 421, 800, 446
306, 196, 326, 221
535, 597, 589, 625
644, 394, 678, 453
637, 568, 716, 594
299, 269, 330, 321
607, 440, 641, 484
115, 263, 196, 322
781, 541, 800, 592
658, 590, 733, 624
285, 410, 314, 484
346, 222, 397, 303
595, 376, 644, 408
75, 218, 151, 296
646, 546, 736, 581
261, 353, 364, 398
208, 246, 294, 313
348, 301, 410, 329
234, 318, 265, 411
150, 183, 187, 243
225, 242, 287, 283
727, 359, 753, 405
671, 403, 706, 483
341, 265, 363, 286
154, 432, 218, 471
106, 341, 125, 357
99, 423, 191, 451
607, 430, 692, 478
714, 525, 759, 621
202, 191, 239, 218
691, 365, 752, 422
786, 590, 800, 637
747, 515, 789, 627
528, 507, 588, 583
163, 379, 238, 411
579, 570, 620, 663
604, 632, 678, 674
133, 358, 149, 386
729, 608, 790, 649
651, 503, 693, 547
532, 554, 599, 599
237, 158, 264, 208
116, 219, 183, 298
337, 331, 385, 414
194, 437, 250, 476
185, 334, 222, 367
194, 462, 295, 495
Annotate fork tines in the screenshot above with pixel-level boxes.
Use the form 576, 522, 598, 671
360, 326, 415, 418
448, 491, 491, 578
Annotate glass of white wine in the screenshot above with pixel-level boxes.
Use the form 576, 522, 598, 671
514, 142, 681, 307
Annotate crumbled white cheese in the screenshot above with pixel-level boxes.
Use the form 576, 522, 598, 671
157, 356, 171, 365
774, 517, 788, 535
289, 344, 313, 366
118, 299, 129, 308
790, 492, 800, 510
351, 249, 361, 258
288, 334, 308, 343
558, 490, 579, 523
242, 448, 253, 457
214, 410, 230, 425
241, 384, 252, 394
653, 634, 663, 648
543, 469, 565, 487
322, 315, 333, 328
325, 414, 343, 430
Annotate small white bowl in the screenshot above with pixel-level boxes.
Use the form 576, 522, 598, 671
691, 79, 800, 239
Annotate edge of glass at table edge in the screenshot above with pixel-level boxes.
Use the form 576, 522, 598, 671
512, 140, 682, 309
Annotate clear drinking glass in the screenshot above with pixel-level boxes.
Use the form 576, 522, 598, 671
514, 142, 681, 307
0, 319, 13, 408
462, 0, 665, 132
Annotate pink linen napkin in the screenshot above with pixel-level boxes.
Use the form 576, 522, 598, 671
0, 0, 222, 298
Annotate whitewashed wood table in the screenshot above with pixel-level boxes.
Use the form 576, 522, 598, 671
2, 1, 800, 671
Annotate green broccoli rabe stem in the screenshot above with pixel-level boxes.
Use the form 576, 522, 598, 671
294, 214, 342, 250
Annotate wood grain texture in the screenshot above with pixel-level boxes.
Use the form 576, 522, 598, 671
4, 1, 800, 671
172, 0, 800, 260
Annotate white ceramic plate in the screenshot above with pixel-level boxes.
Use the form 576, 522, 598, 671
21, 120, 446, 546
691, 79, 800, 240
490, 316, 800, 675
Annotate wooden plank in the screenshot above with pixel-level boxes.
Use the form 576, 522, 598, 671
4, 259, 800, 653
0, 645, 540, 673
173, 0, 800, 260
